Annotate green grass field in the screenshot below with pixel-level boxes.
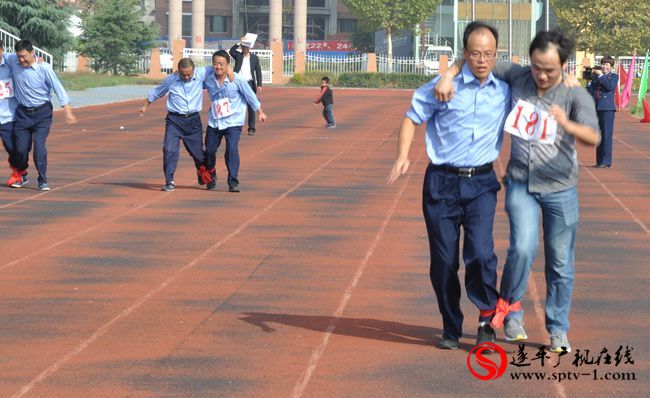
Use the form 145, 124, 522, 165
59, 72, 163, 91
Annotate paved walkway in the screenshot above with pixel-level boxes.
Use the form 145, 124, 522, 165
52, 85, 158, 109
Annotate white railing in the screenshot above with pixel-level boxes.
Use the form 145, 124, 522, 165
182, 48, 272, 84
0, 28, 53, 64
305, 53, 367, 75
283, 54, 295, 77
377, 55, 429, 75
282, 52, 367, 77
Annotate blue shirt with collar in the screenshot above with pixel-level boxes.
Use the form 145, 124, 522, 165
0, 54, 17, 124
203, 72, 260, 130
406, 63, 511, 167
5, 53, 70, 108
147, 65, 212, 114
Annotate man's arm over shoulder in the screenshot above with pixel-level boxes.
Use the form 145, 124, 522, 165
492, 60, 527, 84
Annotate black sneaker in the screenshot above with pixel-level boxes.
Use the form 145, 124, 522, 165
247, 128, 255, 136
228, 183, 240, 192
207, 181, 217, 190
476, 324, 496, 347
437, 337, 459, 350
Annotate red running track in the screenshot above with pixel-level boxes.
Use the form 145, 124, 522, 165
0, 87, 648, 397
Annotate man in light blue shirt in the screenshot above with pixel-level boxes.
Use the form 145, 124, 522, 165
6, 39, 77, 191
0, 40, 25, 187
202, 50, 267, 192
140, 58, 216, 191
387, 22, 510, 350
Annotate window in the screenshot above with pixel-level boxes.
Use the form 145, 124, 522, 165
308, 0, 326, 6
182, 14, 191, 37
338, 19, 357, 33
210, 16, 228, 33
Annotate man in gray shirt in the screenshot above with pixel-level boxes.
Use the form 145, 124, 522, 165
436, 29, 600, 353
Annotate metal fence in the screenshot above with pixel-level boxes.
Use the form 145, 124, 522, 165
283, 52, 367, 77
376, 55, 428, 74
0, 28, 53, 64
182, 48, 272, 84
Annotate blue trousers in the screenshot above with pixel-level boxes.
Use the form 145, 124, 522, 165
14, 103, 53, 184
245, 81, 257, 132
596, 110, 615, 166
163, 113, 205, 184
499, 178, 578, 334
322, 104, 335, 126
205, 125, 241, 186
0, 120, 18, 168
422, 164, 500, 341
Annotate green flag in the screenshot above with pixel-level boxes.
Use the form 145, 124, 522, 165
637, 50, 649, 114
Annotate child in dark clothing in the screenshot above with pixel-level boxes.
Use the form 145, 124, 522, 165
314, 76, 335, 128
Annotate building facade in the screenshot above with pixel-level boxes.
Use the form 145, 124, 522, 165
153, 0, 356, 48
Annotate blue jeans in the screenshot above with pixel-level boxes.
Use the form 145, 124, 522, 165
500, 178, 579, 334
322, 104, 335, 126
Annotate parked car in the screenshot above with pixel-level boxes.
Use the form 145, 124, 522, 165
422, 45, 455, 75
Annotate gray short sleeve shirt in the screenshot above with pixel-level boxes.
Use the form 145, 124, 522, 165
493, 61, 600, 194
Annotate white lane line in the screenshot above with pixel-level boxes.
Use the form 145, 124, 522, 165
9, 109, 400, 398
291, 148, 425, 398
581, 164, 649, 235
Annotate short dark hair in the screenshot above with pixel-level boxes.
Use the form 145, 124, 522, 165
529, 29, 575, 65
15, 39, 34, 53
322, 76, 330, 84
0, 40, 4, 49
600, 55, 615, 66
212, 50, 230, 63
463, 21, 499, 49
178, 58, 195, 69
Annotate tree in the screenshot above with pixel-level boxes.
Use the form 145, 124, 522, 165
343, 0, 441, 60
0, 0, 75, 66
551, 0, 650, 55
77, 0, 158, 75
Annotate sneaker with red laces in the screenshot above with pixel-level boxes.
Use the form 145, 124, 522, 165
10, 170, 29, 188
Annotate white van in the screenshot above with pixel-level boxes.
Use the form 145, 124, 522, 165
422, 46, 455, 75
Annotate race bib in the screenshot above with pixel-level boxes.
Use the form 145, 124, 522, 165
213, 97, 233, 119
0, 79, 14, 99
504, 99, 557, 144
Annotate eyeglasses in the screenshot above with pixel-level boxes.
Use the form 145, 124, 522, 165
467, 51, 497, 61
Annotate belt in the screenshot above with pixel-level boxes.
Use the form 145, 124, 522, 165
429, 162, 493, 178
20, 102, 51, 113
168, 111, 199, 118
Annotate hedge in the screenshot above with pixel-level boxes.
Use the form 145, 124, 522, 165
291, 72, 435, 89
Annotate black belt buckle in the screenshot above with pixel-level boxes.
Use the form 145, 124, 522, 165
457, 167, 475, 178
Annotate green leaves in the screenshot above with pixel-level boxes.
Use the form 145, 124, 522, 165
0, 0, 74, 66
551, 0, 650, 55
343, 0, 440, 38
77, 0, 159, 75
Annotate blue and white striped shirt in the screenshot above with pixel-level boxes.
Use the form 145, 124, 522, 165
147, 66, 212, 114
5, 53, 70, 108
406, 63, 510, 167
0, 54, 17, 124
203, 72, 260, 130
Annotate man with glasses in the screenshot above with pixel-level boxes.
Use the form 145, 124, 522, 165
387, 22, 510, 350
435, 29, 600, 353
